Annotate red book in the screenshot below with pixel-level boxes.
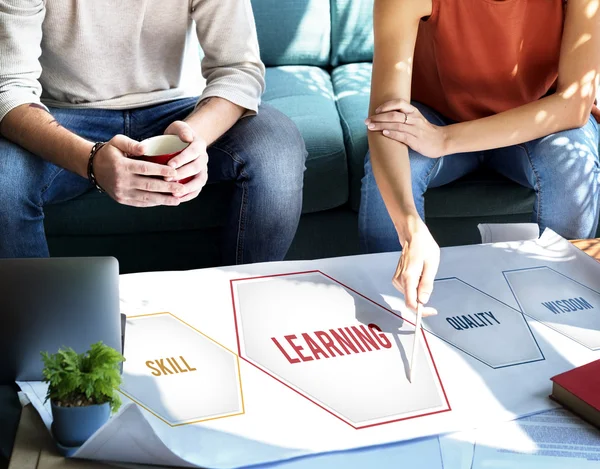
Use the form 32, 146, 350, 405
550, 359, 600, 429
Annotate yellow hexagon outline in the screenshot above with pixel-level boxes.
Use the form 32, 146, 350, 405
118, 312, 245, 427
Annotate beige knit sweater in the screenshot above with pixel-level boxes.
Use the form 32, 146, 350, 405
0, 0, 266, 122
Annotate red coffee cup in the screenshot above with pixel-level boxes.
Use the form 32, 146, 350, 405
132, 135, 192, 184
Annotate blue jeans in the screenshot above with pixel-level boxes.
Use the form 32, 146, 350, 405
359, 102, 600, 252
0, 99, 307, 264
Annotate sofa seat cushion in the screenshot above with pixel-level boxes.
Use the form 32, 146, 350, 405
332, 63, 535, 219
263, 66, 348, 214
425, 169, 534, 218
44, 184, 233, 237
45, 66, 348, 237
332, 63, 372, 211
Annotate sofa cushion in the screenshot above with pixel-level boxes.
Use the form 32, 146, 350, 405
425, 170, 535, 219
251, 0, 331, 67
332, 63, 371, 210
45, 66, 348, 238
263, 66, 348, 213
331, 0, 374, 66
44, 184, 232, 237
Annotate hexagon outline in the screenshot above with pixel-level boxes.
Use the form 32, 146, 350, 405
119, 312, 245, 427
425, 277, 546, 369
503, 266, 600, 350
229, 270, 452, 430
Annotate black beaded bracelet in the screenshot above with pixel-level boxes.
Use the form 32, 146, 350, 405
87, 142, 106, 193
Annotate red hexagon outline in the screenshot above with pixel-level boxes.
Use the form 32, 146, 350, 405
230, 270, 451, 430
119, 312, 245, 427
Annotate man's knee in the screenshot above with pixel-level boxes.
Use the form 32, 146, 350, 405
257, 104, 305, 156
243, 105, 307, 186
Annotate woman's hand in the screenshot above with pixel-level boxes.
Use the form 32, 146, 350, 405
393, 218, 440, 315
366, 99, 448, 159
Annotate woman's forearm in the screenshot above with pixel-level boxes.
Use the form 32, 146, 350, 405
368, 0, 431, 240
368, 132, 421, 241
444, 86, 594, 156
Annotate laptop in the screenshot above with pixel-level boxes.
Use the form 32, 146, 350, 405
0, 257, 123, 384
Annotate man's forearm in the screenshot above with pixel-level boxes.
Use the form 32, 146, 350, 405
0, 104, 93, 178
184, 97, 246, 146
444, 94, 586, 155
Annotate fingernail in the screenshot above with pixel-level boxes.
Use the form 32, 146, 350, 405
376, 107, 381, 113
421, 293, 431, 305
383, 130, 390, 136
368, 124, 375, 130
364, 119, 370, 125
165, 177, 173, 182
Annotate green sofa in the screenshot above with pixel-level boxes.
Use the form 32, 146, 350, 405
44, 0, 538, 274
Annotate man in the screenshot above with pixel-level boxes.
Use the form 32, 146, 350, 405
0, 1, 307, 265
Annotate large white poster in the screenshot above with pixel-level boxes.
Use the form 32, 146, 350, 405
18, 230, 600, 469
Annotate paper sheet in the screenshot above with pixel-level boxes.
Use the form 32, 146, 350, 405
17, 382, 52, 430
440, 409, 600, 469
478, 223, 540, 243
16, 229, 600, 468
471, 409, 600, 468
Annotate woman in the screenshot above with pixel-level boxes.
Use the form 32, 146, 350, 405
361, 0, 600, 312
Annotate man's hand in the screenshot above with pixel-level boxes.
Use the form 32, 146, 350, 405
164, 120, 209, 203
366, 99, 448, 159
93, 135, 185, 207
393, 219, 440, 316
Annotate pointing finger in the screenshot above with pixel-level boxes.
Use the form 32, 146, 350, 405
418, 257, 439, 306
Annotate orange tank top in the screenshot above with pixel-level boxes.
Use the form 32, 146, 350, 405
412, 0, 597, 123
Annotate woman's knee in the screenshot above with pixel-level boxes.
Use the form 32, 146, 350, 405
530, 126, 600, 237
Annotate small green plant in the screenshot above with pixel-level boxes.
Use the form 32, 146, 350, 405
41, 342, 125, 413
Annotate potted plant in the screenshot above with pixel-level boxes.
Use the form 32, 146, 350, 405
41, 341, 125, 450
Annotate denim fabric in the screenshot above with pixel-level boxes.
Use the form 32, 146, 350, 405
359, 102, 600, 253
0, 99, 306, 265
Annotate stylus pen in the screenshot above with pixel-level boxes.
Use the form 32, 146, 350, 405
409, 302, 423, 383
